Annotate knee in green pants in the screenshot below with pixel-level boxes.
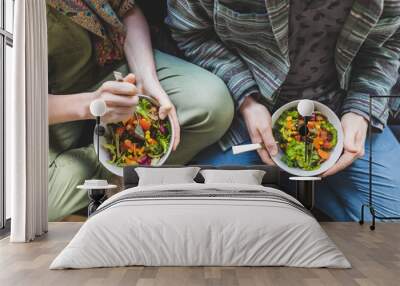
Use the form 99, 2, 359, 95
48, 145, 113, 221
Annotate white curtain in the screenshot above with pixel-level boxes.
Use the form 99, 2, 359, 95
7, 0, 48, 242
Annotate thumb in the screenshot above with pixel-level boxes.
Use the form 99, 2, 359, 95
159, 103, 173, 120
265, 137, 278, 156
260, 127, 278, 156
123, 73, 136, 84
343, 127, 359, 153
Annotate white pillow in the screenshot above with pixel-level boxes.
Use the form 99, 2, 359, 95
136, 167, 201, 186
200, 169, 266, 185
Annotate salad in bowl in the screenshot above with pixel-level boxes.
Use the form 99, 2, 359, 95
94, 95, 174, 176
271, 100, 344, 177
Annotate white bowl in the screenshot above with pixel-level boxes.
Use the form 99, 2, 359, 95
94, 95, 174, 177
271, 100, 344, 177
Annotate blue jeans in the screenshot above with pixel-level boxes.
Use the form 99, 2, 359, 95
193, 127, 400, 221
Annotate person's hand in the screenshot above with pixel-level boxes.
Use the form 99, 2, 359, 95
136, 78, 181, 151
92, 73, 139, 123
322, 112, 368, 177
240, 96, 278, 165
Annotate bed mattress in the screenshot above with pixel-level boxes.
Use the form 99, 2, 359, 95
50, 183, 350, 269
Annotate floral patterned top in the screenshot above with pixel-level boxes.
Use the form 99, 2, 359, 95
46, 0, 135, 65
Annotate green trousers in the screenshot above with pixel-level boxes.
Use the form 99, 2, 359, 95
48, 50, 234, 221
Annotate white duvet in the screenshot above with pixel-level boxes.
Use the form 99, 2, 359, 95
50, 183, 350, 269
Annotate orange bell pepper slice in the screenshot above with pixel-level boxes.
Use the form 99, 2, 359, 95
318, 149, 330, 160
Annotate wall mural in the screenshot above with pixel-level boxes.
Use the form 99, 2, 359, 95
47, 0, 400, 222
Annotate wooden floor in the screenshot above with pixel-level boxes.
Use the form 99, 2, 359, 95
0, 222, 399, 286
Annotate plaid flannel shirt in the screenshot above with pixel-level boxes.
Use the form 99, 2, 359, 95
166, 0, 400, 149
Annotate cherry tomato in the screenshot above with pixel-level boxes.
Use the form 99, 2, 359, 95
139, 118, 151, 131
124, 139, 134, 149
323, 141, 332, 149
116, 127, 124, 136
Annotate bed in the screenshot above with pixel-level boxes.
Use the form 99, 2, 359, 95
50, 165, 350, 269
